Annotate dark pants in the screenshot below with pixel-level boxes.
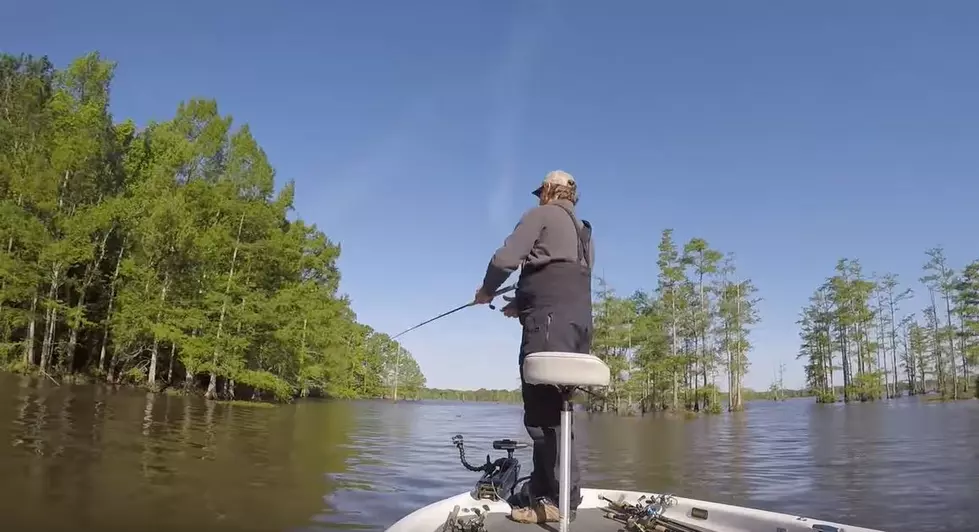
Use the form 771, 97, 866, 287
517, 307, 592, 510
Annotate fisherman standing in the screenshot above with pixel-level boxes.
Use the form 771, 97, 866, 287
473, 170, 594, 524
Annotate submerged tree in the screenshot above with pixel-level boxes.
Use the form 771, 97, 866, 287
589, 230, 761, 415
955, 261, 979, 395
797, 250, 977, 403
921, 247, 959, 398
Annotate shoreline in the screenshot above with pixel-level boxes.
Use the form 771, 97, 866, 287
11, 369, 972, 416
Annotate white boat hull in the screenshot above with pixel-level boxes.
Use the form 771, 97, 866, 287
386, 488, 886, 532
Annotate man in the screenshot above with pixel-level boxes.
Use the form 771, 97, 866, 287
473, 170, 594, 524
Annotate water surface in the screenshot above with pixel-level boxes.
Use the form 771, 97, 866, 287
1, 373, 976, 532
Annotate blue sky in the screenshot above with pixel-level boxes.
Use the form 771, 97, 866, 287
6, 1, 978, 391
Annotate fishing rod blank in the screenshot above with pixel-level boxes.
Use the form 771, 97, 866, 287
390, 284, 516, 340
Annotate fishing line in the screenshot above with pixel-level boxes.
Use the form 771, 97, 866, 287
390, 284, 517, 340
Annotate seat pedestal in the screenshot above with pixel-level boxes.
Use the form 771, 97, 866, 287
559, 389, 573, 532
521, 352, 611, 532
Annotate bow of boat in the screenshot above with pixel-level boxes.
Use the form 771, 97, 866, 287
385, 487, 886, 532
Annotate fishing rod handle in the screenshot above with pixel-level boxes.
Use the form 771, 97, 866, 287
494, 284, 517, 295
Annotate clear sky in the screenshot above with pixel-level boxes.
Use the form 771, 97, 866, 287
6, 0, 978, 391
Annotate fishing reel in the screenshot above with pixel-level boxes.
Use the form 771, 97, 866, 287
600, 493, 690, 532
490, 292, 516, 312
451, 434, 528, 502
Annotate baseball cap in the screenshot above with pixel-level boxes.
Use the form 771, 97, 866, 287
531, 170, 576, 197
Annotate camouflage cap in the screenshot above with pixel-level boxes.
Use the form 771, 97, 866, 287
531, 170, 576, 197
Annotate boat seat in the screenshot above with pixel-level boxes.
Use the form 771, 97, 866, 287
522, 351, 611, 388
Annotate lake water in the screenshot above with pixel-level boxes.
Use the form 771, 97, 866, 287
1, 372, 977, 532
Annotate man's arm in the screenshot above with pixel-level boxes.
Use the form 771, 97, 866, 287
479, 207, 546, 294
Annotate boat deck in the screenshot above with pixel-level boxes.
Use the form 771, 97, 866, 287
474, 508, 626, 532
400, 488, 884, 532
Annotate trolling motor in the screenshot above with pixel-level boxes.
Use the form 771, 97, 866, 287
451, 434, 528, 502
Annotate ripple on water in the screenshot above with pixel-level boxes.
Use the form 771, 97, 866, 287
1, 374, 978, 532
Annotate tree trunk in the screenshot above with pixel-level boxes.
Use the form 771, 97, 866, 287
959, 319, 970, 395
873, 289, 887, 399
24, 293, 38, 366
40, 263, 61, 371
727, 322, 733, 412
40, 306, 55, 370
887, 295, 900, 397
99, 244, 125, 373
939, 271, 958, 398
66, 327, 80, 373
670, 289, 679, 410
148, 275, 169, 388
839, 319, 851, 402
733, 281, 743, 411
167, 344, 176, 383
0, 229, 14, 340
205, 363, 219, 399
903, 326, 915, 395
926, 291, 945, 396
205, 213, 245, 400
66, 229, 112, 372
39, 170, 72, 369
299, 318, 308, 397
696, 271, 705, 411
58, 170, 69, 209
825, 321, 834, 396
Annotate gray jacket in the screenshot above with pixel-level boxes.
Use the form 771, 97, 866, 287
480, 199, 594, 294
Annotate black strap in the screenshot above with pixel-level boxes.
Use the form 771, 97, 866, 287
552, 203, 591, 270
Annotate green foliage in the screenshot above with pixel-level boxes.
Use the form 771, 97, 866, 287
0, 52, 425, 401
418, 388, 522, 402
378, 347, 427, 400
589, 230, 761, 415
797, 259, 897, 402
799, 248, 978, 403
954, 261, 979, 386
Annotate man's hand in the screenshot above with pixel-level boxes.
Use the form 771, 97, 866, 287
499, 293, 518, 318
473, 286, 494, 305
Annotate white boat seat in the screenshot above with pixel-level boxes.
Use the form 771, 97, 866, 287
522, 351, 611, 388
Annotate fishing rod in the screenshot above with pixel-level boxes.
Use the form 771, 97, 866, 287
390, 283, 517, 340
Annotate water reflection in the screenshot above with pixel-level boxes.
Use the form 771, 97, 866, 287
0, 375, 356, 531
1, 373, 978, 532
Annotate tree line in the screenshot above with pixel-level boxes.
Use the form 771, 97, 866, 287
2, 52, 769, 410
417, 388, 522, 402
0, 52, 427, 401
588, 230, 762, 415
797, 249, 979, 402
4, 51, 854, 411
407, 386, 801, 405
